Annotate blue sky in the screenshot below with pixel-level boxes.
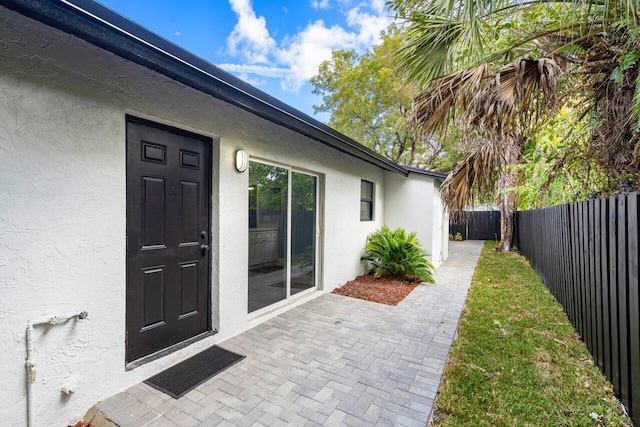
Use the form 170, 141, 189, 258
96, 0, 394, 122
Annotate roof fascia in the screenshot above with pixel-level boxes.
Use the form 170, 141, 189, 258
406, 167, 448, 183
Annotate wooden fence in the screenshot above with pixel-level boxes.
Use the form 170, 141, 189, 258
450, 211, 501, 240
515, 194, 640, 425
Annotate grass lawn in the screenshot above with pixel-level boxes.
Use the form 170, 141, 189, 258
432, 241, 631, 426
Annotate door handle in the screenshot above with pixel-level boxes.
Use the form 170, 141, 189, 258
200, 244, 210, 254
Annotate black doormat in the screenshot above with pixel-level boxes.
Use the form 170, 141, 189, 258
144, 345, 245, 399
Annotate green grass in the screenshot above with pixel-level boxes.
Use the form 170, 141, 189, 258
433, 241, 631, 426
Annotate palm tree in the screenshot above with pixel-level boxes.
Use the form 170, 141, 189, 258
412, 59, 560, 250
389, 0, 640, 251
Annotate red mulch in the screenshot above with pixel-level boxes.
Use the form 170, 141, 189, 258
69, 423, 92, 427
332, 274, 419, 306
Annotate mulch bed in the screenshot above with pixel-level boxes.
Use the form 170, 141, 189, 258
332, 274, 419, 306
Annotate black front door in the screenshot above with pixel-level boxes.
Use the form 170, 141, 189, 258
126, 117, 211, 363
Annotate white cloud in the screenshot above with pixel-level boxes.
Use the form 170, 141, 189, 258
171, 31, 181, 36
226, 0, 276, 64
223, 0, 392, 92
276, 20, 360, 91
311, 0, 330, 10
275, 3, 391, 92
346, 4, 391, 46
370, 0, 387, 14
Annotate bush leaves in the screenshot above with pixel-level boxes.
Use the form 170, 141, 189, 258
361, 226, 436, 283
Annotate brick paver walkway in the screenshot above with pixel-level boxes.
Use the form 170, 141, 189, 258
91, 241, 483, 426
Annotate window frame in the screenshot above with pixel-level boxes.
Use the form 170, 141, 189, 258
360, 179, 375, 221
247, 158, 323, 317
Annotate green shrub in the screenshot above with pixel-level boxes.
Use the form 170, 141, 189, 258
361, 226, 436, 283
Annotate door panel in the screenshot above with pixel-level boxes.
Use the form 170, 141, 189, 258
143, 177, 166, 247
126, 119, 211, 363
141, 266, 165, 328
179, 261, 198, 316
180, 181, 199, 243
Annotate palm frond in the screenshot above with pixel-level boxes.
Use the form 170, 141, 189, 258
412, 58, 561, 138
412, 64, 492, 136
398, 13, 465, 85
395, 0, 513, 87
440, 138, 502, 219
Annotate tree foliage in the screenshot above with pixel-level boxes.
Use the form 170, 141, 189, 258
388, 0, 640, 250
515, 107, 608, 209
311, 29, 458, 169
249, 162, 316, 212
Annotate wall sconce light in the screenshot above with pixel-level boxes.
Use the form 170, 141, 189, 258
235, 149, 248, 172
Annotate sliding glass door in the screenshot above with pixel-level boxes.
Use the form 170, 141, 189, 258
248, 161, 319, 313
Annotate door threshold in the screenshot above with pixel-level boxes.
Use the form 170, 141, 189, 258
126, 330, 217, 371
248, 289, 323, 325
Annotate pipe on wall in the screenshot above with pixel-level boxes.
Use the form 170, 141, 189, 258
26, 311, 88, 427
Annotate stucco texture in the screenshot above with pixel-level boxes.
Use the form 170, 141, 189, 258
384, 172, 448, 266
0, 8, 408, 426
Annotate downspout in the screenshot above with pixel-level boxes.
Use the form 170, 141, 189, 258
26, 311, 88, 427
25, 321, 34, 427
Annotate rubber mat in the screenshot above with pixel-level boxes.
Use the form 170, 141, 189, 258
144, 345, 245, 398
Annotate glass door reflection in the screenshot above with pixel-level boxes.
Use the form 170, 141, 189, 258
290, 172, 317, 295
248, 162, 288, 313
248, 162, 318, 314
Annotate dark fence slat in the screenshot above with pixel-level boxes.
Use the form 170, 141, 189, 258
601, 197, 611, 381
628, 194, 640, 418
618, 195, 630, 411
449, 211, 501, 241
592, 200, 604, 372
572, 202, 581, 336
581, 202, 589, 343
564, 204, 574, 325
610, 196, 621, 397
449, 222, 467, 240
589, 201, 597, 356
588, 200, 597, 359
516, 193, 639, 426
562, 205, 570, 310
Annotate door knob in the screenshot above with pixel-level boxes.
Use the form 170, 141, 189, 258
201, 244, 210, 254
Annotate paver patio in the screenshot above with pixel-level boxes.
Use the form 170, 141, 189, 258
90, 241, 483, 427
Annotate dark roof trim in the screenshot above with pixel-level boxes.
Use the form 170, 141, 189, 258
2, 0, 408, 175
406, 166, 448, 183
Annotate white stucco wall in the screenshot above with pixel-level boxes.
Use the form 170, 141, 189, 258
430, 181, 449, 265
383, 172, 440, 264
0, 9, 388, 426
